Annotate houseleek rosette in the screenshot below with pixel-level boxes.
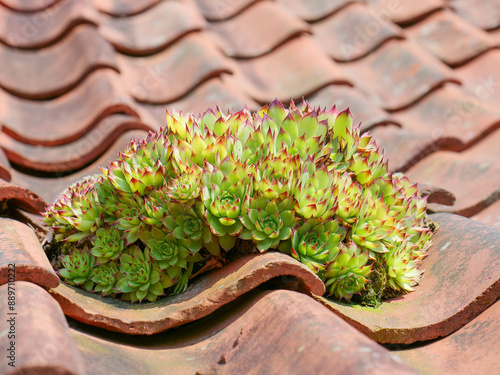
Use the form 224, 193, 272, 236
90, 226, 124, 263
92, 262, 119, 296
58, 245, 95, 292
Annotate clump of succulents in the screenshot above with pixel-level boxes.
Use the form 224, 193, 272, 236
43, 99, 433, 304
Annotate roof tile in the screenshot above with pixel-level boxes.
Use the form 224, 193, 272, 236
0, 0, 99, 49
0, 218, 58, 289
91, 0, 160, 16
0, 0, 59, 12
312, 3, 403, 62
471, 200, 500, 229
340, 40, 459, 111
118, 33, 233, 104
365, 0, 445, 25
193, 0, 259, 21
275, 0, 352, 22
406, 10, 495, 66
0, 148, 11, 182
0, 180, 47, 214
315, 213, 500, 344
0, 70, 139, 146
0, 281, 86, 375
50, 252, 325, 335
230, 36, 351, 103
0, 25, 118, 99
449, 0, 500, 31
99, 0, 206, 56
210, 1, 310, 58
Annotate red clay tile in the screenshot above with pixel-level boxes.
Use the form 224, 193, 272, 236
91, 0, 160, 16
340, 40, 459, 111
275, 0, 352, 22
449, 0, 500, 31
50, 252, 325, 335
0, 0, 99, 49
471, 200, 500, 229
0, 218, 58, 289
0, 25, 118, 100
210, 1, 310, 58
407, 10, 495, 67
230, 36, 351, 103
99, 0, 205, 56
407, 129, 500, 216
0, 0, 59, 12
418, 183, 456, 206
312, 3, 403, 62
0, 179, 47, 214
365, 0, 445, 25
455, 49, 500, 108
0, 114, 153, 173
395, 300, 500, 374
0, 281, 86, 375
72, 290, 417, 375
315, 213, 500, 344
0, 149, 11, 182
10, 129, 149, 204
307, 85, 399, 131
0, 70, 139, 146
193, 0, 259, 21
138, 77, 259, 128
118, 33, 233, 104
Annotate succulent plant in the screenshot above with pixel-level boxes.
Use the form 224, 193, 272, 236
43, 99, 433, 304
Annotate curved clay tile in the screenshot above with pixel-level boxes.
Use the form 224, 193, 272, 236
472, 200, 500, 229
0, 179, 47, 214
406, 10, 495, 67
0, 148, 11, 181
407, 129, 500, 217
118, 33, 233, 104
0, 0, 99, 49
0, 0, 60, 12
0, 282, 86, 375
0, 70, 139, 146
0, 25, 118, 100
71, 290, 418, 375
0, 114, 153, 173
307, 85, 399, 132
395, 300, 500, 374
91, 0, 161, 16
138, 77, 259, 127
312, 3, 404, 62
229, 36, 351, 103
99, 0, 206, 56
275, 0, 352, 22
0, 218, 57, 288
365, 0, 445, 25
316, 213, 500, 344
10, 130, 149, 204
210, 1, 310, 58
50, 252, 325, 335
194, 0, 260, 21
449, 0, 500, 31
340, 40, 460, 111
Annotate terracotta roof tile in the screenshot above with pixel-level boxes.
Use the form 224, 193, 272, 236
365, 0, 445, 25
312, 3, 404, 62
0, 114, 153, 173
0, 179, 47, 214
193, 0, 259, 21
91, 0, 161, 16
448, 0, 500, 30
0, 25, 118, 99
395, 300, 500, 374
0, 70, 138, 146
0, 218, 58, 289
407, 129, 500, 216
72, 290, 417, 375
0, 0, 59, 12
210, 1, 310, 58
0, 148, 11, 182
118, 33, 233, 104
315, 213, 500, 344
471, 200, 500, 229
275, 0, 352, 22
99, 0, 206, 56
406, 10, 495, 67
340, 39, 459, 111
0, 281, 86, 375
50, 252, 325, 335
0, 0, 99, 49
230, 36, 351, 103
